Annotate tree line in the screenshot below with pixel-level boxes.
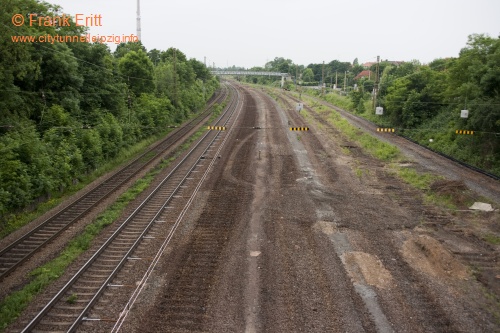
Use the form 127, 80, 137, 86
0, 0, 219, 219
242, 34, 500, 176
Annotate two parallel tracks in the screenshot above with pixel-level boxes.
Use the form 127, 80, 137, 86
17, 82, 243, 332
0, 87, 228, 281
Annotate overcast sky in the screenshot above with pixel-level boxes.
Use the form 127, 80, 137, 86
45, 0, 500, 68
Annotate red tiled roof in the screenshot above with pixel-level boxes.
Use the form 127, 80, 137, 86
354, 70, 373, 80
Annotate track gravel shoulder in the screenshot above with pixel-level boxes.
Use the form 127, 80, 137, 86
52, 82, 500, 332
123, 83, 498, 332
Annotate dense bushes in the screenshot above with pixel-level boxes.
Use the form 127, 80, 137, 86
0, 0, 219, 219
298, 34, 499, 175
374, 35, 500, 175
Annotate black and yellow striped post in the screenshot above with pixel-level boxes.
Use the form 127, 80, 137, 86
207, 126, 226, 131
376, 128, 395, 133
289, 127, 309, 131
455, 130, 474, 135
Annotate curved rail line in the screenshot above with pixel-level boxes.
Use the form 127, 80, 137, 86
19, 82, 242, 333
0, 87, 228, 281
283, 91, 500, 181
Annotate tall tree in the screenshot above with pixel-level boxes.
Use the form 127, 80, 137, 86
118, 50, 154, 96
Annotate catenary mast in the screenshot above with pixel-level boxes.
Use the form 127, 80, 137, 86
136, 0, 141, 41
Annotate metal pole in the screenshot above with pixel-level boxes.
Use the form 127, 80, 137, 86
344, 71, 347, 92
136, 0, 141, 41
322, 61, 325, 96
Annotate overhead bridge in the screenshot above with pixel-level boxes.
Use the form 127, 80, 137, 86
211, 70, 290, 87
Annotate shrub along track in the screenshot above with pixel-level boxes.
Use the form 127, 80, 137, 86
3, 84, 237, 330
0, 87, 227, 300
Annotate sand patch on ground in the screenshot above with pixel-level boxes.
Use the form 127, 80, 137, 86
401, 234, 469, 280
314, 220, 337, 235
342, 251, 394, 289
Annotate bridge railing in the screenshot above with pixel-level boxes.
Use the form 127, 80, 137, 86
211, 70, 290, 77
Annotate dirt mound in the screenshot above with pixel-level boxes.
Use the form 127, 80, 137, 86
430, 180, 469, 206
402, 234, 469, 280
430, 179, 467, 193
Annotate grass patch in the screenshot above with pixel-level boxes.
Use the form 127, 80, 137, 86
323, 91, 352, 111
66, 293, 78, 304
355, 168, 364, 179
397, 167, 436, 191
484, 233, 500, 245
341, 146, 351, 155
423, 193, 457, 210
321, 108, 400, 162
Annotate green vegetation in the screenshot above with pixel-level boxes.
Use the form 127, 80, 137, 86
243, 35, 500, 176
328, 36, 499, 175
0, 112, 218, 330
0, 0, 219, 230
0, 130, 169, 239
484, 233, 500, 245
306, 96, 400, 162
296, 96, 465, 212
396, 167, 436, 191
66, 294, 78, 304
0, 168, 154, 330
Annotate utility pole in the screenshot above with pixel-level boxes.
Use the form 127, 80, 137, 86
321, 61, 325, 96
373, 55, 380, 109
173, 49, 178, 106
344, 71, 347, 93
295, 65, 299, 89
136, 0, 141, 41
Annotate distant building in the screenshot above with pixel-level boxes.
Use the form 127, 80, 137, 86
362, 61, 404, 69
362, 62, 377, 69
354, 70, 374, 80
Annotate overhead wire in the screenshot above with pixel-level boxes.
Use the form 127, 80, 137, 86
1, 21, 156, 83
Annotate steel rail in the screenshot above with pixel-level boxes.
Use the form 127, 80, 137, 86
110, 81, 243, 332
284, 92, 500, 181
0, 87, 228, 280
20, 82, 239, 333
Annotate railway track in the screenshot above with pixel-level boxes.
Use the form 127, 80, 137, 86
17, 82, 243, 333
0, 87, 228, 281
135, 84, 257, 332
281, 90, 500, 202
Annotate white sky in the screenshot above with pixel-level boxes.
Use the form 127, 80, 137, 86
44, 0, 500, 68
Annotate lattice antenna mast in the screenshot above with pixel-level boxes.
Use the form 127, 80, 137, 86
136, 0, 141, 41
